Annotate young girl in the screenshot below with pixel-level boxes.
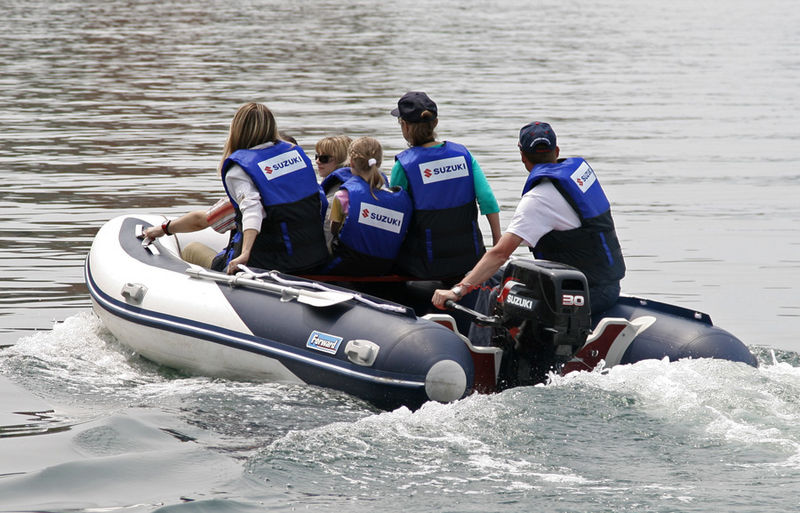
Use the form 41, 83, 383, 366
315, 135, 353, 251
315, 135, 352, 184
323, 137, 412, 276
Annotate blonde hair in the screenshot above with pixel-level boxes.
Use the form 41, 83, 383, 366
219, 103, 279, 171
349, 137, 384, 199
403, 113, 438, 147
315, 135, 352, 169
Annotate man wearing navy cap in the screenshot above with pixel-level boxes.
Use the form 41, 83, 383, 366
433, 121, 626, 315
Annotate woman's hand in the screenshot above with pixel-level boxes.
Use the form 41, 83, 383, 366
143, 225, 165, 239
227, 229, 257, 274
226, 252, 250, 275
432, 288, 458, 310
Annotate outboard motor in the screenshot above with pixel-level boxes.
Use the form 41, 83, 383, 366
492, 259, 592, 388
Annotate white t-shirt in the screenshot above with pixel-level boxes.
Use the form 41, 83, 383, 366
223, 142, 275, 233
505, 180, 581, 248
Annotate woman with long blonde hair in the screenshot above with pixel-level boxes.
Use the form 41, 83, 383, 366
219, 102, 327, 274
140, 105, 304, 270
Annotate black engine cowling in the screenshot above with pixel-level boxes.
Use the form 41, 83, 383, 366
493, 259, 592, 387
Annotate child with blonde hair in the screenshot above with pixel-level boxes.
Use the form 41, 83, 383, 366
323, 137, 412, 275
315, 135, 353, 251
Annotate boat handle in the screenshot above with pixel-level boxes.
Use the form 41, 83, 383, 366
121, 283, 148, 304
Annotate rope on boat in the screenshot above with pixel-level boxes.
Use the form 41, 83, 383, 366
236, 265, 409, 314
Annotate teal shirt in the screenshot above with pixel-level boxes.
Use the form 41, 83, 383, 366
389, 145, 500, 215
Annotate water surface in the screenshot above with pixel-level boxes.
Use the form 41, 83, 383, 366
1, 0, 799, 511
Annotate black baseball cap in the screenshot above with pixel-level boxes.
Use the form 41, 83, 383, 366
391, 91, 438, 123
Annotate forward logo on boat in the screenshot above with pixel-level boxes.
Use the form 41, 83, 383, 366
570, 161, 596, 193
258, 150, 305, 181
306, 330, 343, 355
418, 156, 469, 184
357, 202, 405, 234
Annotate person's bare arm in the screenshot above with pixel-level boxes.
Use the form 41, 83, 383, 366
486, 212, 502, 245
431, 232, 523, 308
143, 210, 209, 239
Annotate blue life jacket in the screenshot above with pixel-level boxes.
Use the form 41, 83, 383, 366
394, 142, 485, 279
324, 176, 412, 275
522, 158, 626, 287
210, 230, 242, 272
321, 167, 354, 195
322, 167, 390, 196
222, 141, 328, 274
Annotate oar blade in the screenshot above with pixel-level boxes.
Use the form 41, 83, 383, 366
296, 290, 355, 307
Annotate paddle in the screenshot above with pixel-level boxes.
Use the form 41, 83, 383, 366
185, 267, 355, 308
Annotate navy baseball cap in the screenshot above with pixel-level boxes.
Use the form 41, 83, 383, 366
519, 121, 557, 152
391, 91, 438, 122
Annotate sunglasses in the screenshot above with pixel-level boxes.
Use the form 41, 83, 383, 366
315, 154, 332, 164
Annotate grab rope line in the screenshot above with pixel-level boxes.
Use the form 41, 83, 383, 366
236, 265, 408, 314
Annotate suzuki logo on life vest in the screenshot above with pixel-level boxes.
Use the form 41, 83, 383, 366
507, 294, 534, 310
306, 330, 343, 355
258, 150, 305, 181
357, 202, 405, 234
418, 156, 469, 184
570, 161, 597, 193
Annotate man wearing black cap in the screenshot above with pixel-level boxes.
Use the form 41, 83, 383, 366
432, 121, 626, 315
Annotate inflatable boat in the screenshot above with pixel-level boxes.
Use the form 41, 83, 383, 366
85, 214, 758, 410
